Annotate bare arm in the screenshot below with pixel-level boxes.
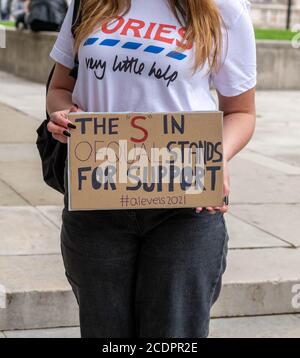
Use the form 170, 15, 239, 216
46, 63, 75, 114
46, 63, 81, 143
219, 87, 256, 162
197, 88, 256, 214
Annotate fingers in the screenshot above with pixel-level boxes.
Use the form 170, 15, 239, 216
223, 179, 230, 198
195, 161, 230, 215
47, 120, 70, 137
67, 105, 83, 129
221, 181, 230, 213
205, 205, 229, 214
206, 207, 217, 214
48, 105, 82, 143
195, 206, 222, 214
196, 200, 230, 215
69, 105, 79, 114
50, 105, 80, 129
219, 203, 229, 213
52, 132, 67, 144
47, 120, 70, 143
50, 110, 70, 129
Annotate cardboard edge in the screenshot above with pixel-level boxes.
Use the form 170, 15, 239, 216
67, 110, 224, 117
220, 111, 225, 204
67, 135, 73, 212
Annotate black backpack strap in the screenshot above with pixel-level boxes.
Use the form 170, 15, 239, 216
46, 0, 82, 115
71, 0, 82, 38
69, 54, 79, 79
70, 0, 81, 79
39, 0, 82, 194
46, 65, 56, 120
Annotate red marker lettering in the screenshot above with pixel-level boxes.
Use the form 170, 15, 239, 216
130, 116, 148, 143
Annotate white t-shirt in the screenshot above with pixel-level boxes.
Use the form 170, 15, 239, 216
50, 0, 256, 113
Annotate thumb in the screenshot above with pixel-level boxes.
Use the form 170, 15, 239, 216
69, 104, 79, 113
223, 181, 230, 197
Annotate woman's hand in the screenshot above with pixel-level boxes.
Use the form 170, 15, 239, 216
195, 159, 230, 214
47, 105, 82, 144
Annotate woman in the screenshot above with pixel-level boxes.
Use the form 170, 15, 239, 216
27, 0, 68, 32
47, 0, 256, 338
11, 0, 29, 29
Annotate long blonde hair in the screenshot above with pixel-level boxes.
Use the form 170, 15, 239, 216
74, 0, 222, 72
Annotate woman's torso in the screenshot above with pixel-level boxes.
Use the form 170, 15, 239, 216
73, 0, 217, 113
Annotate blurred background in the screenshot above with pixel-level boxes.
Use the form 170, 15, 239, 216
0, 0, 299, 338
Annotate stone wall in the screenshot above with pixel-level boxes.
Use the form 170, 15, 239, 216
250, 0, 300, 28
0, 28, 299, 90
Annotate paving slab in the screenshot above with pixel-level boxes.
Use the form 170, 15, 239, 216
0, 180, 27, 206
0, 103, 38, 143
0, 144, 40, 162
255, 91, 300, 123
3, 327, 80, 339
246, 99, 300, 168
212, 247, 300, 317
0, 254, 70, 294
0, 71, 45, 120
210, 314, 300, 338
240, 90, 300, 173
246, 130, 300, 168
0, 254, 78, 330
4, 315, 300, 338
222, 247, 300, 285
0, 161, 63, 206
37, 206, 63, 229
239, 149, 300, 175
2, 314, 300, 338
230, 204, 300, 247
0, 206, 60, 256
229, 156, 300, 204
0, 103, 63, 206
36, 207, 290, 249
225, 213, 289, 249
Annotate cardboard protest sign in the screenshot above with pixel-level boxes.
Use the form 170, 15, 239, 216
67, 111, 223, 210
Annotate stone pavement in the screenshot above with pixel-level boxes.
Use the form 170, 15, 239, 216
1, 314, 300, 338
0, 71, 299, 337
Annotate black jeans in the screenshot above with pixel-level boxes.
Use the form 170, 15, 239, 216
61, 168, 229, 338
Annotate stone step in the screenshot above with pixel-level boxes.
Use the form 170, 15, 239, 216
0, 206, 300, 330
212, 247, 300, 317
0, 254, 79, 331
2, 314, 300, 338
210, 314, 300, 338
